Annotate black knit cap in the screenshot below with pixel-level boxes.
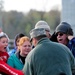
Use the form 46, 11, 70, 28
55, 22, 73, 35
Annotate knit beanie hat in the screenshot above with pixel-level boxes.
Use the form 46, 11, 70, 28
35, 20, 50, 32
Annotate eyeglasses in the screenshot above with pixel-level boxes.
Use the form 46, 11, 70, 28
56, 33, 64, 36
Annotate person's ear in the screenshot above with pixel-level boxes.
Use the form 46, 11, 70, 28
33, 38, 38, 46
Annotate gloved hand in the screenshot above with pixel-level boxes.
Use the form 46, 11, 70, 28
50, 32, 57, 42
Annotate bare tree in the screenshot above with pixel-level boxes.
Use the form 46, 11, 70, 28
0, 0, 4, 29
35, 0, 49, 20
0, 0, 4, 11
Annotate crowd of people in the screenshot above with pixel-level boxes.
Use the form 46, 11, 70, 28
0, 20, 75, 75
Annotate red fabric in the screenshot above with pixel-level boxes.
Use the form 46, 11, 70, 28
0, 60, 24, 75
0, 52, 9, 62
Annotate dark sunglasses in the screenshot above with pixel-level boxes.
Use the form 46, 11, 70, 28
56, 33, 64, 36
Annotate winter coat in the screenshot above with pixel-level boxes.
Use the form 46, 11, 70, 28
0, 60, 24, 75
0, 52, 9, 63
23, 37, 75, 75
7, 51, 24, 70
67, 37, 75, 57
51, 32, 75, 57
8, 49, 16, 56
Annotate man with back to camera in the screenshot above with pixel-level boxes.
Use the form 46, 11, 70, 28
31, 20, 51, 48
23, 28, 75, 75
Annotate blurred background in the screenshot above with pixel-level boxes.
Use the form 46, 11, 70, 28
0, 0, 75, 40
0, 0, 61, 39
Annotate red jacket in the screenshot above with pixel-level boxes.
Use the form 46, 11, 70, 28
0, 60, 24, 75
0, 52, 9, 62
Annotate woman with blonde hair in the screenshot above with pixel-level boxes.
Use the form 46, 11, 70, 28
7, 36, 32, 70
0, 32, 24, 75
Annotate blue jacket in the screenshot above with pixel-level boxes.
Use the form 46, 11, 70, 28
67, 37, 75, 57
8, 49, 16, 56
51, 32, 75, 57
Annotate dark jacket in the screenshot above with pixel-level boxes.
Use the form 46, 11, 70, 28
23, 37, 75, 75
50, 32, 75, 57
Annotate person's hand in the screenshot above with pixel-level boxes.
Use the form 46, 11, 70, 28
50, 32, 57, 42
68, 35, 74, 40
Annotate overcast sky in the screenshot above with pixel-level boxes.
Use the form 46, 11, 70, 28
4, 0, 61, 13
